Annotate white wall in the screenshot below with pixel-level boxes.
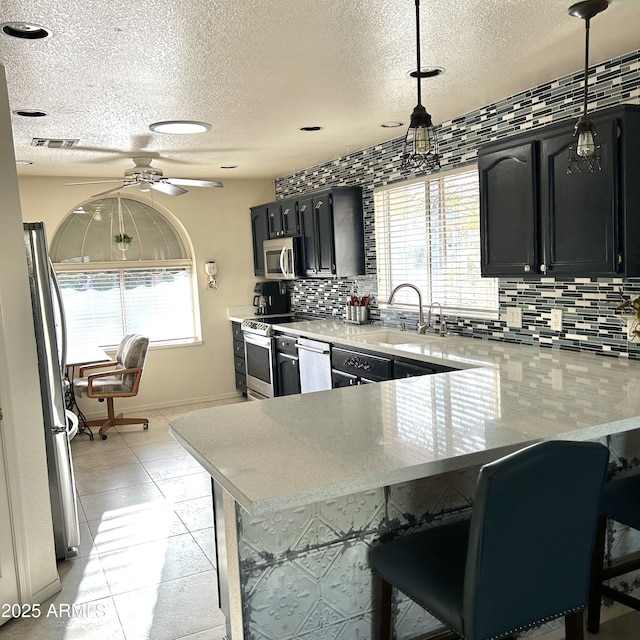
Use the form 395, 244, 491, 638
0, 66, 60, 601
17, 175, 275, 413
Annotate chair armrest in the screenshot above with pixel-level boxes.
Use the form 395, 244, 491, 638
78, 360, 116, 376
86, 367, 143, 398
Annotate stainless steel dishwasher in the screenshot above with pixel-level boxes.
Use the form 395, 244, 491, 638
296, 337, 332, 393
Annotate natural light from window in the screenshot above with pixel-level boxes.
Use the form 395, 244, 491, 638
374, 166, 498, 318
50, 196, 201, 349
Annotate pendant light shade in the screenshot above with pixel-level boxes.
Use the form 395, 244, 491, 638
567, 0, 608, 174
401, 0, 440, 173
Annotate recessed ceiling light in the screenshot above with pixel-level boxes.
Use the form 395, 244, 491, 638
13, 109, 47, 117
16, 160, 34, 165
299, 126, 324, 132
149, 120, 211, 134
381, 121, 404, 128
407, 66, 445, 79
1, 22, 51, 39
220, 165, 238, 169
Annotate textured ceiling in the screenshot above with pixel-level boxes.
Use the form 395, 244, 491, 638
1, 0, 639, 182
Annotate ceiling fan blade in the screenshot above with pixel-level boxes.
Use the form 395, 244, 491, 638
151, 181, 188, 196
65, 179, 125, 186
166, 178, 224, 188
92, 183, 135, 197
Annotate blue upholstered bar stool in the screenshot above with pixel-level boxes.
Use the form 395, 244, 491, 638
588, 473, 640, 633
370, 440, 609, 640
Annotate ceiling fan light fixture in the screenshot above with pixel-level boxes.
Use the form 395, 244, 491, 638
381, 121, 404, 128
401, 0, 440, 174
566, 0, 608, 174
13, 109, 47, 117
149, 120, 211, 134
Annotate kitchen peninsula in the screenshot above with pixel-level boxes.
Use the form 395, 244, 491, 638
169, 321, 640, 640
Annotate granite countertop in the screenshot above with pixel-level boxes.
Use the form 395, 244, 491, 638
170, 317, 640, 515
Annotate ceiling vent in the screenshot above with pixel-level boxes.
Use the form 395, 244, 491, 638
31, 138, 79, 149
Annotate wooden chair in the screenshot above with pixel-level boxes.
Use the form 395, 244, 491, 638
73, 334, 149, 440
370, 440, 610, 640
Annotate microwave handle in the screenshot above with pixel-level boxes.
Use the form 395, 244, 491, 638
279, 247, 290, 278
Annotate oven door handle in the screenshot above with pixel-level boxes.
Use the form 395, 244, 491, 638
296, 343, 330, 355
243, 333, 273, 348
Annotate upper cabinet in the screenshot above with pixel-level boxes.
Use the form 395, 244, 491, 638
479, 104, 640, 278
268, 198, 299, 238
250, 205, 269, 276
251, 186, 365, 279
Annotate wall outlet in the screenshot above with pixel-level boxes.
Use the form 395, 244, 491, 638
627, 316, 638, 342
506, 307, 522, 329
550, 308, 563, 332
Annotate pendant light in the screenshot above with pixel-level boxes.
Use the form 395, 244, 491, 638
567, 0, 608, 174
401, 0, 440, 173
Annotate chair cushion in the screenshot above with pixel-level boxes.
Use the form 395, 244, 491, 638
600, 474, 640, 529
370, 518, 470, 635
73, 375, 129, 397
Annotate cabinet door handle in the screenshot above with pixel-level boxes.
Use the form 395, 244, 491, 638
524, 264, 531, 272
540, 264, 547, 273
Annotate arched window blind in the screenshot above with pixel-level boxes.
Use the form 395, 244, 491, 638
51, 196, 200, 348
374, 166, 498, 318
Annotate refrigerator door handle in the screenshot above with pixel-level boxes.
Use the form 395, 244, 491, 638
49, 257, 67, 371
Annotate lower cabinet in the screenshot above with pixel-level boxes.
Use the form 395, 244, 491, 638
231, 322, 246, 395
275, 333, 300, 396
331, 346, 393, 387
393, 357, 457, 378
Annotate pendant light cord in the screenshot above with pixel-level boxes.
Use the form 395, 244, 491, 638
582, 17, 591, 117
415, 0, 422, 107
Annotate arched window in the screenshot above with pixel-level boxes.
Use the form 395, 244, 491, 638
51, 195, 201, 348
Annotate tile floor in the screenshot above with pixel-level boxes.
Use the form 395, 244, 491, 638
0, 398, 244, 640
1, 397, 640, 640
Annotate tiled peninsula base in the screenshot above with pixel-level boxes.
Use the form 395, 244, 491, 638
212, 429, 640, 640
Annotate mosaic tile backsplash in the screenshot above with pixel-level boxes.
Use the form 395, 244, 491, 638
276, 49, 640, 360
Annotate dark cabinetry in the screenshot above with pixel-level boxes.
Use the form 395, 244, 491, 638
393, 357, 457, 378
231, 322, 247, 395
299, 187, 365, 278
268, 199, 299, 238
274, 334, 300, 396
250, 186, 365, 279
479, 104, 640, 277
331, 346, 392, 387
250, 206, 269, 276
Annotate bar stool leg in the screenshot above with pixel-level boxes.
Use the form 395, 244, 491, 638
565, 610, 584, 640
588, 516, 607, 634
373, 574, 393, 640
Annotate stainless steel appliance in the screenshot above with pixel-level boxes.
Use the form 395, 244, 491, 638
297, 337, 332, 393
263, 237, 299, 280
24, 222, 80, 560
252, 281, 289, 316
242, 319, 278, 400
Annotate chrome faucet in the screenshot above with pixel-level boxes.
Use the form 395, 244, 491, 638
427, 301, 447, 336
387, 283, 428, 334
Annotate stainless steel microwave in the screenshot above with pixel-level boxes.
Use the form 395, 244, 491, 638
263, 237, 299, 280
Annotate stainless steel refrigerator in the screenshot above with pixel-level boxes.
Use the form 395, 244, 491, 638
23, 222, 80, 560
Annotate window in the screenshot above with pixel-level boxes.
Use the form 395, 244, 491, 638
51, 196, 201, 348
374, 166, 498, 317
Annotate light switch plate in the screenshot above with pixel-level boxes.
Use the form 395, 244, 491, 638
550, 308, 563, 331
506, 307, 522, 329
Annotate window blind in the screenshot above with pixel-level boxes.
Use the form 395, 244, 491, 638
57, 265, 198, 349
374, 167, 498, 317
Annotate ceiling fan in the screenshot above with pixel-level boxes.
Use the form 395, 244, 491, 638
64, 157, 223, 197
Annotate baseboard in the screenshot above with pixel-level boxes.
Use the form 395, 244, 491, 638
80, 391, 243, 420
31, 575, 61, 604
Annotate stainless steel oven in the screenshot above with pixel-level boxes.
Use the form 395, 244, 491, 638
242, 319, 277, 400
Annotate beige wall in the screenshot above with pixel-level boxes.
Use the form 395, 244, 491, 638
18, 176, 275, 414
